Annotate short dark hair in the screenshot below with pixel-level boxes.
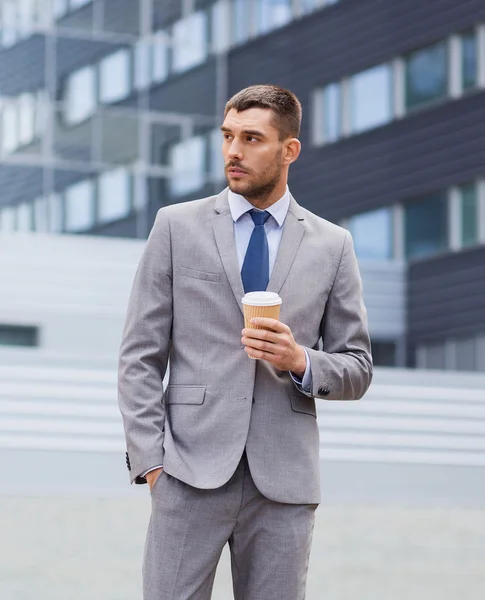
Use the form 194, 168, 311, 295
224, 84, 302, 141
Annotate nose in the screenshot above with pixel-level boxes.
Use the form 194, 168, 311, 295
228, 138, 243, 161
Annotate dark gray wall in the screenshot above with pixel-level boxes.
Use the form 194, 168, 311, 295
407, 246, 485, 349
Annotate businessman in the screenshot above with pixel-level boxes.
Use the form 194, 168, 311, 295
118, 84, 373, 600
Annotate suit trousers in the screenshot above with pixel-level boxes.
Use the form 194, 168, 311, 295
143, 452, 317, 600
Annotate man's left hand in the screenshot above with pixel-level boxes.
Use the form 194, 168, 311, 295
241, 318, 306, 377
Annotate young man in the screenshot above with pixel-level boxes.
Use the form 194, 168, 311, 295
118, 84, 373, 600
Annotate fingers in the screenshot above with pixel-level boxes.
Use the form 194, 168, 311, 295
249, 317, 288, 332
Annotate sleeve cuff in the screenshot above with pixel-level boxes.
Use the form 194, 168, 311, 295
290, 348, 313, 396
140, 465, 163, 478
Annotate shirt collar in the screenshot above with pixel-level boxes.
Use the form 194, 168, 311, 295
228, 186, 290, 228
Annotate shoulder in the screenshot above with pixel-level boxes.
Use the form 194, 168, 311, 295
294, 204, 349, 245
153, 195, 218, 232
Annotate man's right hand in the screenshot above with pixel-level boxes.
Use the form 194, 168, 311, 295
146, 467, 163, 491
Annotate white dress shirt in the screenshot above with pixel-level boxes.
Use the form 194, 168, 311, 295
142, 187, 312, 478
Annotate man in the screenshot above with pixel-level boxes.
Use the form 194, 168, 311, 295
118, 84, 372, 600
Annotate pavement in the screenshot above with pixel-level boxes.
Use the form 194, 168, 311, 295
1, 461, 484, 600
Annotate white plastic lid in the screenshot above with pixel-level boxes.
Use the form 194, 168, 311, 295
241, 291, 282, 306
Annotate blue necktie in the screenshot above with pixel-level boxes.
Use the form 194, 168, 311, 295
241, 209, 271, 293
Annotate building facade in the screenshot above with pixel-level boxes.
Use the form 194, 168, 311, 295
1, 0, 485, 372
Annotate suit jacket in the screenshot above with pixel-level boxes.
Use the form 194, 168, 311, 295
118, 188, 373, 504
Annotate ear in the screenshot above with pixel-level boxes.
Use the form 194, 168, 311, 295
283, 138, 301, 165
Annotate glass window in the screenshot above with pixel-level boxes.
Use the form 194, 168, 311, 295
53, 0, 68, 19
405, 193, 448, 259
48, 193, 63, 232
98, 167, 131, 223
1, 101, 18, 154
18, 93, 35, 146
0, 325, 38, 347
152, 30, 169, 83
64, 179, 94, 232
33, 197, 48, 231
405, 42, 448, 111
69, 0, 92, 9
0, 206, 16, 231
455, 337, 477, 371
18, 0, 36, 38
315, 83, 340, 144
461, 30, 477, 91
348, 208, 393, 260
134, 40, 151, 90
170, 136, 206, 197
64, 65, 96, 125
211, 0, 230, 53
256, 0, 292, 35
99, 49, 131, 103
460, 182, 478, 247
1, 0, 18, 48
351, 65, 392, 134
16, 203, 33, 231
424, 341, 446, 370
172, 11, 208, 73
209, 128, 225, 181
233, 0, 250, 45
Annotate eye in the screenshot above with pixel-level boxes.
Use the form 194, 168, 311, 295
223, 133, 232, 141
246, 136, 258, 142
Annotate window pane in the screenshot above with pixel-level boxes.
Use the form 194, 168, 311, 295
405, 193, 448, 259
64, 179, 94, 231
134, 40, 151, 90
322, 83, 340, 143
34, 197, 48, 231
461, 30, 477, 91
18, 93, 35, 146
460, 182, 478, 247
233, 0, 250, 45
17, 202, 33, 231
54, 0, 68, 19
170, 136, 206, 197
405, 42, 448, 110
351, 65, 392, 134
48, 193, 63, 232
70, 0, 92, 9
1, 102, 18, 153
18, 0, 35, 38
0, 207, 16, 231
210, 128, 225, 181
64, 65, 96, 125
172, 11, 208, 73
455, 337, 476, 371
256, 0, 292, 35
1, 0, 18, 48
152, 31, 169, 82
425, 341, 446, 370
98, 167, 131, 223
348, 208, 392, 260
211, 0, 230, 53
0, 325, 38, 347
99, 49, 131, 103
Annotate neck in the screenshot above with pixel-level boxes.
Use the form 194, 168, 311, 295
243, 181, 288, 210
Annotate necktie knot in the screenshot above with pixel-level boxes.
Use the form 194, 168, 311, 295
249, 209, 270, 227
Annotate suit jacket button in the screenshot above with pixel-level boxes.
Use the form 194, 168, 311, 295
252, 397, 255, 405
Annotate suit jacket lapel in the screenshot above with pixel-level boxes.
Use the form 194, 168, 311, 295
267, 195, 306, 295
212, 189, 245, 315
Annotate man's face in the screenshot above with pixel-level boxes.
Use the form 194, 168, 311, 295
221, 108, 286, 200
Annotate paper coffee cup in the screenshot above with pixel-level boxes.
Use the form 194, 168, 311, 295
241, 292, 282, 359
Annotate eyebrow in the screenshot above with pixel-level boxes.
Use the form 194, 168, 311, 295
220, 126, 266, 138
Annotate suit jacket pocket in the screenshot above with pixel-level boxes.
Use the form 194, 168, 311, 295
180, 266, 220, 283
289, 394, 317, 417
165, 385, 206, 405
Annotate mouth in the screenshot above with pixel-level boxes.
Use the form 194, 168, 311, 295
227, 167, 248, 178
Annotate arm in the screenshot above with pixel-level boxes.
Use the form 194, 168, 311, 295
118, 208, 173, 484
242, 231, 372, 400
305, 230, 373, 400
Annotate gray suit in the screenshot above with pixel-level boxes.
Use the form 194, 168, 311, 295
118, 189, 372, 599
